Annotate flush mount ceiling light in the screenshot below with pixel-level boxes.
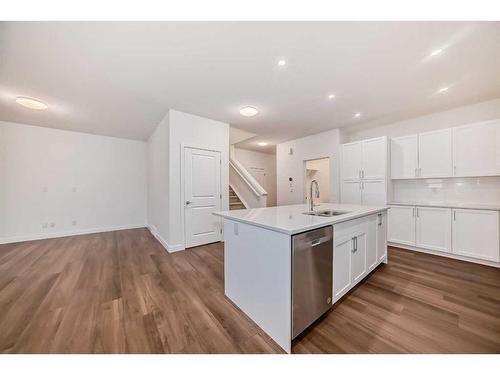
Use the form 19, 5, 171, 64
354, 112, 362, 118
257, 142, 268, 146
277, 59, 287, 67
438, 87, 449, 93
327, 94, 336, 100
239, 106, 258, 117
15, 96, 48, 110
430, 48, 444, 57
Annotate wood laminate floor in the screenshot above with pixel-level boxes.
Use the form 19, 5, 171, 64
0, 228, 499, 354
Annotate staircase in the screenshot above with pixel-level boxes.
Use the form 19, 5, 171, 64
229, 186, 246, 210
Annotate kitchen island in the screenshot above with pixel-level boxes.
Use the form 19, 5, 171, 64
214, 203, 388, 353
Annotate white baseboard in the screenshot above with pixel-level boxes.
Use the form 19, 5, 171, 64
389, 242, 500, 269
0, 224, 147, 245
147, 225, 185, 253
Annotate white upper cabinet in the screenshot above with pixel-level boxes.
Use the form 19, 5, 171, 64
415, 206, 451, 253
341, 142, 363, 181
362, 137, 387, 180
452, 209, 499, 262
391, 134, 418, 179
453, 120, 500, 177
341, 137, 387, 205
418, 129, 453, 178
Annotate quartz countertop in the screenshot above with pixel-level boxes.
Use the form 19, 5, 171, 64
388, 201, 500, 211
214, 203, 388, 235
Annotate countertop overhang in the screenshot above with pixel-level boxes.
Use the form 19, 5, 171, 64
214, 203, 388, 235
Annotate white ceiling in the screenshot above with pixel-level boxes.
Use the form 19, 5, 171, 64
1, 22, 499, 152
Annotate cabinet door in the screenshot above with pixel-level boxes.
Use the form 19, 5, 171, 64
351, 231, 367, 284
362, 137, 387, 180
388, 205, 416, 246
341, 142, 363, 181
418, 129, 452, 178
452, 209, 500, 262
415, 206, 451, 253
366, 215, 378, 271
391, 135, 418, 179
361, 180, 386, 206
333, 236, 352, 301
376, 212, 387, 262
453, 120, 500, 177
341, 181, 362, 205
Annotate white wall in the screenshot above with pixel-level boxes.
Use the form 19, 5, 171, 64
0, 121, 147, 243
234, 147, 277, 206
168, 110, 229, 251
305, 158, 330, 203
147, 114, 170, 248
343, 98, 500, 142
276, 128, 341, 205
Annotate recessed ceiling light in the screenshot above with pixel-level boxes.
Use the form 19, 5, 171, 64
354, 112, 362, 118
15, 96, 48, 110
328, 94, 336, 100
277, 59, 287, 67
430, 48, 443, 57
438, 87, 449, 93
239, 106, 258, 117
257, 142, 268, 146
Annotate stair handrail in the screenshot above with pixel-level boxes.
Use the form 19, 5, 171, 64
229, 157, 267, 198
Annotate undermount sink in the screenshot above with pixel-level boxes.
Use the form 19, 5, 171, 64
303, 209, 351, 217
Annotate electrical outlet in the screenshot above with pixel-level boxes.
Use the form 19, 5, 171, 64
42, 223, 48, 229
50, 222, 55, 228
72, 220, 77, 226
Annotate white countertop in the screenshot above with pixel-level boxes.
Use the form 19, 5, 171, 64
389, 201, 500, 211
214, 203, 388, 235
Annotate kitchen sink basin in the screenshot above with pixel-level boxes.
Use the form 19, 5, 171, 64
303, 209, 351, 217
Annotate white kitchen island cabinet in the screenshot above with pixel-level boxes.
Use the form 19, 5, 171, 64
214, 203, 388, 353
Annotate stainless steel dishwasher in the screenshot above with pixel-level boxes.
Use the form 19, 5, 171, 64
292, 225, 333, 339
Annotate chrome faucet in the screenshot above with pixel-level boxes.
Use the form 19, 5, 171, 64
309, 179, 320, 212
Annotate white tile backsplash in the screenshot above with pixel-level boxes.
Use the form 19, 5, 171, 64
392, 177, 500, 205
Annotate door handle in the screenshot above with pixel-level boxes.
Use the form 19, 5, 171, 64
412, 207, 415, 217
351, 237, 356, 253
453, 211, 456, 221
416, 208, 419, 218
378, 213, 382, 226
359, 170, 362, 179
361, 170, 364, 179
185, 200, 191, 205
311, 239, 321, 247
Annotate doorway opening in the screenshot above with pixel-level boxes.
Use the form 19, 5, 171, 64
304, 157, 330, 204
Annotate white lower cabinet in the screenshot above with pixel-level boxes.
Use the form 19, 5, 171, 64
388, 205, 415, 245
452, 209, 500, 262
333, 235, 352, 300
389, 204, 500, 264
415, 206, 451, 253
376, 212, 387, 262
333, 213, 385, 302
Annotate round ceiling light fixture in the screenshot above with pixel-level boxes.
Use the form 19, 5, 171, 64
239, 106, 258, 117
277, 59, 287, 67
15, 96, 48, 110
354, 112, 362, 118
257, 142, 268, 146
328, 94, 336, 100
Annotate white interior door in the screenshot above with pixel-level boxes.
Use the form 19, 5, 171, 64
184, 147, 222, 248
249, 167, 266, 188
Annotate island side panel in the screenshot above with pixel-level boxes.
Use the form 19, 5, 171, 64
223, 219, 292, 353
